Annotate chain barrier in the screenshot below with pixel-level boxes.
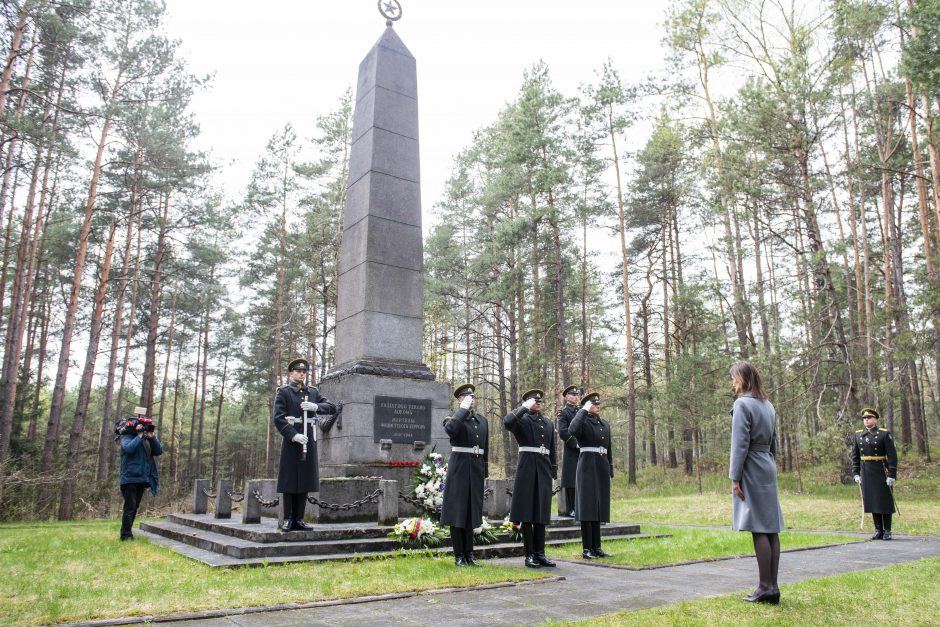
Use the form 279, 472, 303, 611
504, 485, 562, 498
482, 487, 494, 501
201, 488, 216, 499
307, 488, 383, 511
227, 489, 245, 502
398, 490, 442, 515
251, 490, 280, 508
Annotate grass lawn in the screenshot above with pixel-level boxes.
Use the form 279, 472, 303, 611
549, 525, 861, 567
0, 519, 546, 626
568, 556, 940, 626
607, 458, 940, 535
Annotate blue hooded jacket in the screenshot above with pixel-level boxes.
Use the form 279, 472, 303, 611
120, 434, 163, 495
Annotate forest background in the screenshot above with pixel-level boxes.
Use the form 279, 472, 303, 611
0, 0, 938, 520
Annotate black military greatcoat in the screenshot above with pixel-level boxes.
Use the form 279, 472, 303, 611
569, 408, 613, 522
273, 382, 337, 493
851, 426, 898, 514
504, 407, 557, 524
556, 403, 580, 489
440, 407, 489, 529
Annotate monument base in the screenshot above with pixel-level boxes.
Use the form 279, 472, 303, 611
317, 372, 451, 471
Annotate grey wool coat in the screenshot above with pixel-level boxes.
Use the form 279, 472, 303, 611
556, 403, 580, 489
440, 407, 489, 529
272, 383, 337, 494
568, 408, 613, 522
504, 407, 557, 525
728, 393, 784, 533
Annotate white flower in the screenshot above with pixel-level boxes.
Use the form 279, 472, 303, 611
421, 464, 431, 474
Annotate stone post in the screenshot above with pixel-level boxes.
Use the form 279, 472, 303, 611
242, 479, 278, 525
483, 478, 512, 520
377, 479, 399, 525
214, 478, 233, 519
192, 479, 209, 515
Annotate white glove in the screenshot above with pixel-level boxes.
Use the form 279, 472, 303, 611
459, 395, 473, 410
582, 401, 593, 411
886, 477, 895, 487
300, 401, 318, 412
854, 475, 861, 484
522, 398, 536, 410
292, 433, 308, 445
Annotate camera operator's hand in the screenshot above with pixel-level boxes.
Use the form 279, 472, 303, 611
300, 401, 318, 412
292, 433, 308, 445
135, 423, 144, 437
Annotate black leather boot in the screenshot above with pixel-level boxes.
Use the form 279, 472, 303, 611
524, 554, 541, 568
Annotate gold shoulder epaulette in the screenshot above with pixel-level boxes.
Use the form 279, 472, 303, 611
879, 428, 890, 433
855, 429, 864, 433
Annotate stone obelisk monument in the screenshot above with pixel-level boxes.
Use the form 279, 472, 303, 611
318, 3, 450, 484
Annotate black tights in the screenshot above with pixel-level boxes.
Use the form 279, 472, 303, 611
580, 521, 602, 551
282, 493, 308, 521
450, 526, 475, 555
751, 532, 780, 593
521, 522, 547, 555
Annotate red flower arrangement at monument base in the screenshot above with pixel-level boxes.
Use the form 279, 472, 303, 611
387, 460, 421, 467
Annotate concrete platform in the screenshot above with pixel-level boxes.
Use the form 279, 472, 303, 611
139, 514, 646, 567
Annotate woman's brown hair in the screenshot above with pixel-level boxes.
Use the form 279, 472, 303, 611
730, 362, 767, 400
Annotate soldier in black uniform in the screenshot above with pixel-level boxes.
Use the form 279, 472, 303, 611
504, 388, 557, 568
569, 392, 614, 558
851, 407, 898, 540
556, 385, 581, 517
272, 358, 337, 531
440, 383, 489, 567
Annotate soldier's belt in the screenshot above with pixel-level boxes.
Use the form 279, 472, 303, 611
284, 416, 314, 426
518, 446, 550, 455
750, 444, 771, 452
451, 446, 484, 455
861, 455, 887, 461
580, 446, 607, 455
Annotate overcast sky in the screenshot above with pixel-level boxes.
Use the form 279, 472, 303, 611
162, 0, 670, 230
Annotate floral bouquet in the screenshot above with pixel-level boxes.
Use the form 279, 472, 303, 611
473, 517, 499, 545
497, 517, 522, 542
387, 517, 447, 548
412, 451, 447, 519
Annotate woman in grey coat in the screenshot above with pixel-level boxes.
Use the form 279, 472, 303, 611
729, 362, 784, 605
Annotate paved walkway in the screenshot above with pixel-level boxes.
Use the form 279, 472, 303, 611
165, 534, 940, 626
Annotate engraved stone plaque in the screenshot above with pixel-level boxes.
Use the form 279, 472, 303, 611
373, 395, 431, 443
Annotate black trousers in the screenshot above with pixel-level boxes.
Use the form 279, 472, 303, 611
282, 492, 308, 521
873, 513, 892, 531
564, 488, 576, 514
120, 483, 149, 538
580, 521, 602, 550
450, 526, 475, 555
521, 523, 547, 555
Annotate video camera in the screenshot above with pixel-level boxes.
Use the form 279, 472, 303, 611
115, 416, 154, 436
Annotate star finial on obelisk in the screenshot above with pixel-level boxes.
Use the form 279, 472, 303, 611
378, 0, 402, 27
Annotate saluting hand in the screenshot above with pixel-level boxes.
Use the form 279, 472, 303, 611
522, 398, 536, 410
459, 395, 473, 410
300, 401, 318, 412
582, 401, 593, 411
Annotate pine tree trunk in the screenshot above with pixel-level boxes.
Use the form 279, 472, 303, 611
58, 223, 117, 519
139, 191, 171, 411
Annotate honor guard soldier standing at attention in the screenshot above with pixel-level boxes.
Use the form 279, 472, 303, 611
504, 388, 557, 568
569, 391, 614, 559
852, 407, 899, 540
556, 385, 581, 517
273, 358, 337, 532
440, 383, 489, 567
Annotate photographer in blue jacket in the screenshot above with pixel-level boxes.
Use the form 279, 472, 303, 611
118, 406, 163, 540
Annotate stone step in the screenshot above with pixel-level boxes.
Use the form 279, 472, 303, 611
139, 523, 657, 567
140, 518, 643, 562
162, 513, 639, 544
